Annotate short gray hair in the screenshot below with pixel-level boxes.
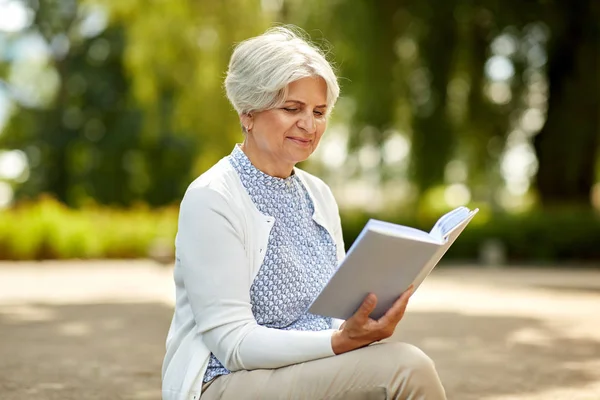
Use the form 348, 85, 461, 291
224, 26, 340, 117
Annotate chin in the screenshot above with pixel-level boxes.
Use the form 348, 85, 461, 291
291, 149, 314, 164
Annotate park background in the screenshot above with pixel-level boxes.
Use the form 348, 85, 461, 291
0, 1, 600, 400
0, 0, 599, 264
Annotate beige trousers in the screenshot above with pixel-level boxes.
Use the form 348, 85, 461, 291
200, 342, 447, 400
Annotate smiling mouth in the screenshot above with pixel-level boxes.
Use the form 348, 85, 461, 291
287, 136, 312, 147
287, 137, 312, 145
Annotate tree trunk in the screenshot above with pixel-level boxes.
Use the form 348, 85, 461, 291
533, 0, 600, 208
410, 0, 458, 192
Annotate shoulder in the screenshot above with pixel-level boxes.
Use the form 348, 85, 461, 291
176, 158, 248, 250
187, 158, 238, 193
294, 167, 337, 206
180, 158, 242, 215
294, 167, 327, 190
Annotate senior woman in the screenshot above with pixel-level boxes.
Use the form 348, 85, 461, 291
162, 27, 447, 400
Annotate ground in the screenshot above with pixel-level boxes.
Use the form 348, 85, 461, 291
1, 260, 599, 400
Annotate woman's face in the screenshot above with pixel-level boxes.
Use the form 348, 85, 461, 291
243, 76, 328, 175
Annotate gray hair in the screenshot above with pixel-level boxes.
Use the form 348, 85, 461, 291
224, 26, 340, 117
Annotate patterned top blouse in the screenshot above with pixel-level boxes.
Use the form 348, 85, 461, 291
203, 145, 338, 383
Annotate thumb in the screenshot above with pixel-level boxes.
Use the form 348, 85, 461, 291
355, 293, 377, 321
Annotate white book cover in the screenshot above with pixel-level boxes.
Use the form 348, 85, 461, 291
308, 206, 479, 320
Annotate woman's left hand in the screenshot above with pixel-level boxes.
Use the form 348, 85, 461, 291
331, 285, 414, 355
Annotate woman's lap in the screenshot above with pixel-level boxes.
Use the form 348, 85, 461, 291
201, 342, 446, 400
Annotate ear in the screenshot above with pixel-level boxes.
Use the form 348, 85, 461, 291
240, 113, 254, 132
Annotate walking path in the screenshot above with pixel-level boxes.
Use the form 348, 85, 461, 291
1, 260, 599, 400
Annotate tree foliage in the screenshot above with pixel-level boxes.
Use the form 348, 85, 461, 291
0, 0, 597, 211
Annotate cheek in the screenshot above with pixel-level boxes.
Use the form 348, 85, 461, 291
257, 111, 287, 127
314, 124, 327, 145
269, 115, 296, 136
283, 115, 300, 130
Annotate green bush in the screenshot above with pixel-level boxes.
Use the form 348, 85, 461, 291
339, 207, 600, 264
1, 197, 599, 263
0, 196, 178, 260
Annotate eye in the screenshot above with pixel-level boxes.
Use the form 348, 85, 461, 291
283, 107, 298, 113
313, 110, 324, 117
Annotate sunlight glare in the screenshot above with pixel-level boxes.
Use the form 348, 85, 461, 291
485, 56, 515, 82
0, 150, 27, 180
501, 142, 538, 196
382, 132, 410, 164
0, 181, 13, 208
0, 0, 32, 33
444, 183, 471, 207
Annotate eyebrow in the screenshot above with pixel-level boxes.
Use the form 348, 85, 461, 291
285, 100, 327, 108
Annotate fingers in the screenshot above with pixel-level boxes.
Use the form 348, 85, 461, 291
402, 284, 415, 298
354, 293, 377, 322
377, 285, 414, 326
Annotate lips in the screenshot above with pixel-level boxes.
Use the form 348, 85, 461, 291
287, 137, 312, 146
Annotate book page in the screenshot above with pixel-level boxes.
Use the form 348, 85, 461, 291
308, 207, 478, 320
309, 230, 441, 320
429, 206, 471, 241
409, 209, 477, 290
367, 219, 441, 244
443, 208, 479, 241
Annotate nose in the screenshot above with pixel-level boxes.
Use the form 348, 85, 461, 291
297, 110, 316, 134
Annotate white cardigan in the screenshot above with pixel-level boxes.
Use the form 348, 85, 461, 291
162, 157, 346, 400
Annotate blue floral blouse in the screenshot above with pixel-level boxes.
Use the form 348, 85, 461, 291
203, 145, 338, 383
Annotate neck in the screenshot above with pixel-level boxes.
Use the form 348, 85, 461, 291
240, 140, 294, 179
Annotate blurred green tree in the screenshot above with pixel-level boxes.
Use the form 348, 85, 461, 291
533, 0, 600, 208
288, 0, 599, 209
0, 0, 269, 206
0, 0, 153, 206
0, 0, 597, 212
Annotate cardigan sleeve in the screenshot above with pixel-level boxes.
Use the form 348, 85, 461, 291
176, 186, 336, 372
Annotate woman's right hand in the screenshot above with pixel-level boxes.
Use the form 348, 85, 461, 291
331, 285, 414, 355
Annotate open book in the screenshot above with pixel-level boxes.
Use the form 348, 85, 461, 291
308, 206, 479, 320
